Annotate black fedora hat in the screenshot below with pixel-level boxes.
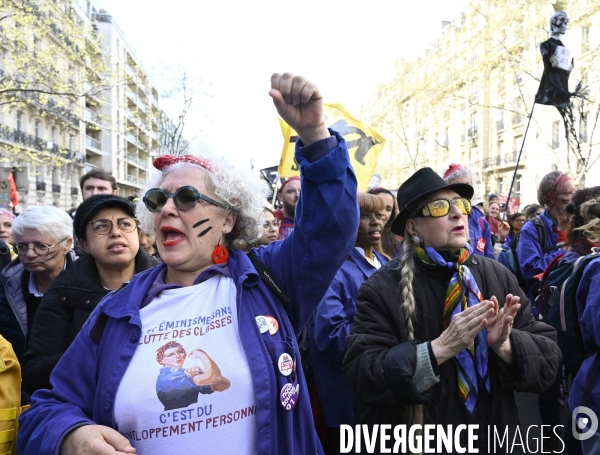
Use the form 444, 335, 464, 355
390, 167, 474, 235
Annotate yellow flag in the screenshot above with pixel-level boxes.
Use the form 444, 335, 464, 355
277, 103, 386, 192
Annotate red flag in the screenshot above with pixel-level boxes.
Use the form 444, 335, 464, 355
8, 172, 18, 208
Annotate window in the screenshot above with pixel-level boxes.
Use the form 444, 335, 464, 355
497, 140, 504, 155
497, 105, 504, 131
515, 174, 522, 200
498, 177, 504, 196
16, 112, 24, 131
513, 135, 523, 153
582, 27, 590, 52
51, 126, 57, 144
552, 121, 560, 149
469, 112, 477, 137
35, 120, 41, 138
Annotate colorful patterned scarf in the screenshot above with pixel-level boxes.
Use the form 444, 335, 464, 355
415, 243, 490, 414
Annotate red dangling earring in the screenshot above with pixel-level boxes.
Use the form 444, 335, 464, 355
212, 233, 229, 264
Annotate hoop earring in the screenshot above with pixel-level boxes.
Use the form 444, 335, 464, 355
212, 232, 229, 264
409, 232, 424, 246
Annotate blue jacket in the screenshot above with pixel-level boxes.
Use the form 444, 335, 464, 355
469, 209, 495, 259
308, 248, 388, 427
569, 257, 600, 416
18, 132, 359, 455
517, 210, 564, 282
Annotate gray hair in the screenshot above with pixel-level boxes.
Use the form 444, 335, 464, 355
12, 206, 73, 247
537, 171, 562, 206
136, 147, 269, 251
443, 165, 474, 186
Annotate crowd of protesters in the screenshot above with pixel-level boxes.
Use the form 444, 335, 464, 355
0, 73, 598, 455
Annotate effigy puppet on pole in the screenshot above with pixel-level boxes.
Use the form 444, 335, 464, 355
535, 0, 585, 163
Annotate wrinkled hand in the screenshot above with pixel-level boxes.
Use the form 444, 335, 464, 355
487, 295, 521, 365
550, 55, 559, 68
430, 300, 495, 365
269, 73, 329, 145
61, 425, 136, 455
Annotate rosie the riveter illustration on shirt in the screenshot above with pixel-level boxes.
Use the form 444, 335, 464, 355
113, 277, 258, 454
155, 342, 230, 411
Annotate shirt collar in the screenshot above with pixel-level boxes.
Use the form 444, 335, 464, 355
141, 262, 232, 308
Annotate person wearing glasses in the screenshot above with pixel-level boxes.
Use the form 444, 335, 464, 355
343, 167, 560, 451
0, 206, 76, 368
261, 207, 281, 245
21, 195, 158, 395
517, 171, 576, 290
18, 73, 359, 455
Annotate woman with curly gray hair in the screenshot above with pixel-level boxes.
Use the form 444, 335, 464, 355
19, 72, 359, 455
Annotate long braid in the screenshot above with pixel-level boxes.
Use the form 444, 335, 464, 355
397, 236, 424, 453
399, 238, 417, 340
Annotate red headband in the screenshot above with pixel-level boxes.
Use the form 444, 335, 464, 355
278, 176, 300, 193
443, 163, 463, 180
546, 173, 570, 204
153, 154, 213, 172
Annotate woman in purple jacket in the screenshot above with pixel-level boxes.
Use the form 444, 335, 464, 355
18, 73, 359, 455
308, 193, 389, 452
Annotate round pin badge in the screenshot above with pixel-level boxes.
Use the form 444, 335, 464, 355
264, 315, 279, 335
255, 316, 269, 334
280, 383, 299, 411
278, 353, 294, 376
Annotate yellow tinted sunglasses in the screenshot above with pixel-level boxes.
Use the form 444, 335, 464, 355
417, 197, 472, 218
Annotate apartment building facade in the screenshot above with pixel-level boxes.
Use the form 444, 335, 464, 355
362, 0, 600, 206
0, 0, 162, 212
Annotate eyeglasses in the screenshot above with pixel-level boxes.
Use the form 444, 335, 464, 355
514, 218, 526, 224
14, 237, 68, 256
89, 218, 138, 235
416, 197, 472, 218
143, 186, 226, 213
263, 220, 282, 229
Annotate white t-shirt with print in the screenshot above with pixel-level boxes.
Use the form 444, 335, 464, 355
114, 274, 257, 454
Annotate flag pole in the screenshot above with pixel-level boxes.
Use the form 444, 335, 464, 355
503, 103, 536, 221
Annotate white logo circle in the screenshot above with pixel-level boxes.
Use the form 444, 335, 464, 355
572, 406, 599, 441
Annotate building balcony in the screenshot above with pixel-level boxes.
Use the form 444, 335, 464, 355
17, 92, 79, 128
36, 181, 46, 191
0, 123, 47, 151
52, 184, 61, 193
84, 108, 103, 126
85, 135, 101, 150
85, 163, 100, 173
482, 151, 519, 169
125, 132, 138, 146
126, 174, 138, 185
71, 187, 79, 196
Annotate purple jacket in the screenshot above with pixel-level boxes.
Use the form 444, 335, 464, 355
469, 209, 495, 259
517, 210, 564, 282
18, 131, 359, 455
570, 257, 600, 415
308, 248, 388, 427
